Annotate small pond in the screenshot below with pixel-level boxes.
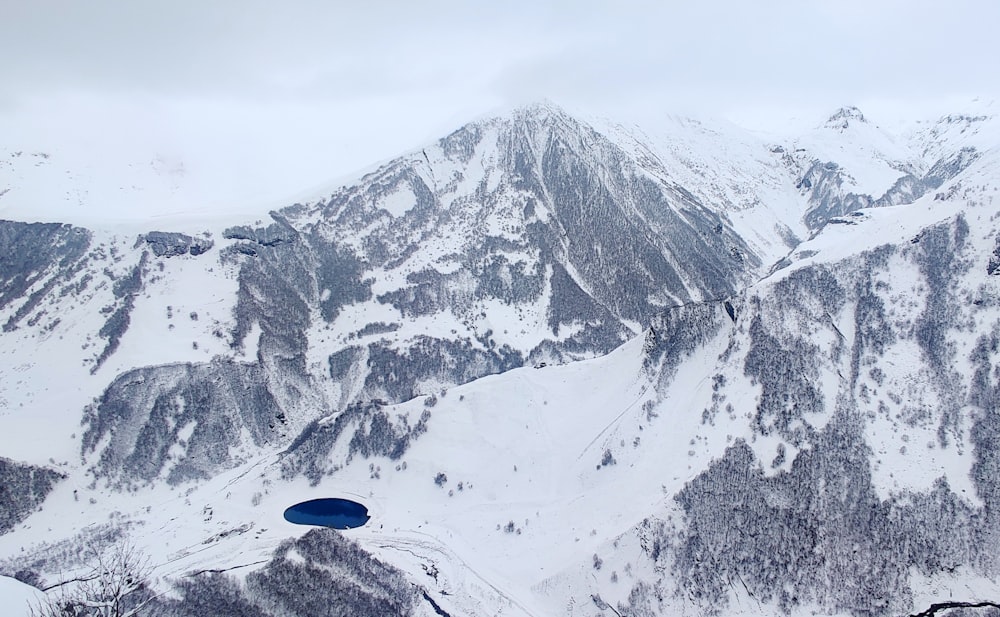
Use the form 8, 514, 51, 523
283, 498, 371, 530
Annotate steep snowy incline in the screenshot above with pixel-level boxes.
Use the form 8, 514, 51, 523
798, 106, 916, 197
906, 99, 1000, 166
62, 103, 799, 488
3, 103, 1000, 617
0, 319, 713, 617
8, 153, 1000, 615
555, 146, 1000, 616
593, 113, 810, 266
790, 105, 998, 231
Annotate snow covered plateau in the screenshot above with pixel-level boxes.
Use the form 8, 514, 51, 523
2, 102, 1000, 616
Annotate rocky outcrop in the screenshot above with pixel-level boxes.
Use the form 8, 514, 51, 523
800, 148, 982, 231
143, 231, 214, 257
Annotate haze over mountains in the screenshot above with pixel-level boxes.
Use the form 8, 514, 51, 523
1, 101, 1000, 616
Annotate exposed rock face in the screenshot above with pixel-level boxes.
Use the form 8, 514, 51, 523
825, 106, 868, 130
143, 231, 214, 257
799, 149, 981, 230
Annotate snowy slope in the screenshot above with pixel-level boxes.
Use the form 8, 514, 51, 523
789, 105, 999, 231
2, 103, 1000, 617
796, 106, 917, 197
0, 103, 808, 494
590, 113, 810, 268
1, 576, 43, 617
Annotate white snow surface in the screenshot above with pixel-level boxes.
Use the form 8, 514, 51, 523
0, 576, 43, 617
3, 103, 1000, 616
793, 108, 916, 197
588, 112, 810, 267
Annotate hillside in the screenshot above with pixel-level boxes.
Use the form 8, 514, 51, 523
1, 102, 999, 616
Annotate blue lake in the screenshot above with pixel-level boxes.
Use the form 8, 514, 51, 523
283, 498, 371, 529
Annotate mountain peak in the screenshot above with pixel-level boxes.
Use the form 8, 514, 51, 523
507, 99, 579, 127
447, 100, 581, 142
824, 106, 867, 130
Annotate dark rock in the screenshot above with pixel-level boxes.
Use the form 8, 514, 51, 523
144, 231, 213, 258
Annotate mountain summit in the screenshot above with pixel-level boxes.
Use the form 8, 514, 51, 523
824, 105, 868, 129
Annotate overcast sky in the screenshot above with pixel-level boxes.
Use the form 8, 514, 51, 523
2, 0, 998, 221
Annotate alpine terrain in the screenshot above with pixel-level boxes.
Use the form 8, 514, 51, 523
1, 101, 1000, 616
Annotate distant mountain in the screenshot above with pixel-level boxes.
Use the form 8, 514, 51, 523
0, 103, 798, 488
1, 102, 999, 617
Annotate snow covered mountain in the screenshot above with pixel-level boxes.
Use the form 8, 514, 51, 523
1, 102, 1000, 617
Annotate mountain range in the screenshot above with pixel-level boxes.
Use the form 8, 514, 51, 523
1, 100, 999, 616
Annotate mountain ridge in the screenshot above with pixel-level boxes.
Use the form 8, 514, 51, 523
1, 102, 1000, 616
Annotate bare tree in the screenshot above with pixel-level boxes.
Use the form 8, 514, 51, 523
30, 541, 156, 617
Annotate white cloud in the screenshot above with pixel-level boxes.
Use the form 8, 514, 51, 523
1, 0, 998, 221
